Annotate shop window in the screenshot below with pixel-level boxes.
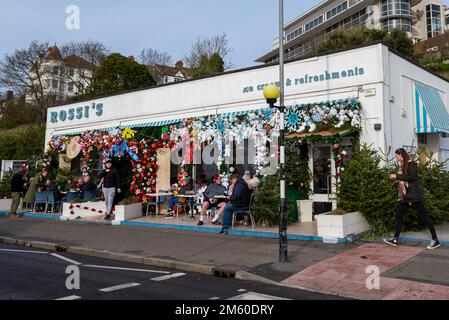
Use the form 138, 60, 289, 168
418, 133, 428, 145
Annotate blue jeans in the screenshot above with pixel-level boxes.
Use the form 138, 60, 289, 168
169, 197, 179, 210
223, 203, 248, 228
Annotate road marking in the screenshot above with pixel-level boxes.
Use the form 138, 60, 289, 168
51, 253, 82, 265
84, 265, 170, 274
99, 283, 140, 292
0, 248, 48, 254
151, 272, 186, 282
227, 292, 291, 300
210, 297, 220, 300
55, 295, 82, 300
237, 289, 247, 292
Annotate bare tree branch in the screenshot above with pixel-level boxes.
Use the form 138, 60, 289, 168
60, 40, 110, 66
137, 48, 173, 66
184, 33, 233, 69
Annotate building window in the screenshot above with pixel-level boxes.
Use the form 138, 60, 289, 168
68, 83, 74, 92
52, 80, 58, 89
304, 15, 324, 32
326, 1, 348, 20
52, 66, 59, 75
426, 4, 442, 38
382, 18, 412, 32
165, 77, 169, 83
286, 27, 303, 42
45, 79, 51, 89
381, 0, 411, 17
69, 68, 75, 77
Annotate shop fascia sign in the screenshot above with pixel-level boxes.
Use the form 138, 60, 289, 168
242, 66, 365, 94
50, 102, 104, 123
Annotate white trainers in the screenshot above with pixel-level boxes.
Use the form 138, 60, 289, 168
383, 238, 398, 247
427, 240, 441, 250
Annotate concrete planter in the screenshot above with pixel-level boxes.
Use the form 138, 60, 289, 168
62, 202, 143, 222
0, 199, 12, 210
316, 211, 371, 239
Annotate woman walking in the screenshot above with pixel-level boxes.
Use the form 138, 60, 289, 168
384, 148, 440, 249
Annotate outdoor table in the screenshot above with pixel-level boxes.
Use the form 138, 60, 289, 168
177, 194, 197, 219
146, 192, 173, 215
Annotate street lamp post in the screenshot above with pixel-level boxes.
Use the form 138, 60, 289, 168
263, 84, 288, 263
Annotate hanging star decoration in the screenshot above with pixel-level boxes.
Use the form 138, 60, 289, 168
285, 105, 302, 132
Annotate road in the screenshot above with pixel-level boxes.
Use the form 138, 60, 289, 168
0, 243, 349, 300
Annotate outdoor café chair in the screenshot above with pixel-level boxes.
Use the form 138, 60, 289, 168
64, 191, 79, 203
232, 192, 256, 229
33, 192, 48, 213
46, 191, 62, 214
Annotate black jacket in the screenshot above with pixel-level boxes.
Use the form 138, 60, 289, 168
99, 168, 120, 188
230, 178, 251, 208
396, 161, 423, 203
10, 172, 24, 193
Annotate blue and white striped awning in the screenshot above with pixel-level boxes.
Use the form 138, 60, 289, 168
414, 82, 449, 134
125, 119, 182, 129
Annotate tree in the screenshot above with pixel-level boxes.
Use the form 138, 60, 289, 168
138, 48, 173, 66
383, 28, 414, 58
79, 53, 155, 99
0, 95, 40, 129
60, 40, 110, 66
190, 53, 225, 78
0, 41, 54, 123
184, 33, 232, 69
317, 27, 414, 59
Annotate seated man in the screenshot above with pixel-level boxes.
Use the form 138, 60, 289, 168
197, 174, 227, 226
81, 175, 97, 199
219, 174, 251, 235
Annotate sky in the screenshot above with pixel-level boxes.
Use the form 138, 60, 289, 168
0, 0, 318, 72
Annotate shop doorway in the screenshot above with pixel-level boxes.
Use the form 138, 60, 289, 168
310, 143, 336, 215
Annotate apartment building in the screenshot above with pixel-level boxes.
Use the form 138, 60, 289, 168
256, 0, 448, 63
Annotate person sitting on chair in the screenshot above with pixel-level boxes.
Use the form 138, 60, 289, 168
168, 177, 193, 215
197, 174, 227, 226
81, 175, 97, 199
219, 174, 251, 235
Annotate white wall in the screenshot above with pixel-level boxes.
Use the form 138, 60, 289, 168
46, 44, 385, 145
385, 47, 449, 162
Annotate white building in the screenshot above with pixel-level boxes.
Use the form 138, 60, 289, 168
27, 45, 96, 104
46, 43, 449, 213
257, 0, 448, 64
149, 61, 191, 85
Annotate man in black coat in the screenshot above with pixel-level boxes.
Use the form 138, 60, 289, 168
219, 174, 251, 235
98, 160, 121, 220
10, 166, 28, 217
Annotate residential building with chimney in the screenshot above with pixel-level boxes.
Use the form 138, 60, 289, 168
149, 61, 191, 85
256, 0, 448, 64
26, 45, 97, 104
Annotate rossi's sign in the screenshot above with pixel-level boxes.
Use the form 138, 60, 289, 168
50, 102, 104, 123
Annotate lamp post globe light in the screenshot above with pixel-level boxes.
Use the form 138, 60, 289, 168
263, 83, 288, 263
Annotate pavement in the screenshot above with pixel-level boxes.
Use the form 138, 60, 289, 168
1, 214, 449, 300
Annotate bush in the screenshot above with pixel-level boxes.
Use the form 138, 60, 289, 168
0, 170, 13, 198
117, 196, 140, 206
0, 125, 45, 161
338, 144, 449, 235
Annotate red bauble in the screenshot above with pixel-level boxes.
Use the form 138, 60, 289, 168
151, 143, 157, 149
333, 144, 340, 150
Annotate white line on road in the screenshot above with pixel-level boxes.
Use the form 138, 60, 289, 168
227, 292, 291, 300
55, 295, 82, 300
151, 273, 186, 282
209, 297, 220, 300
51, 253, 82, 265
99, 283, 140, 292
237, 289, 247, 292
0, 248, 48, 254
84, 264, 170, 274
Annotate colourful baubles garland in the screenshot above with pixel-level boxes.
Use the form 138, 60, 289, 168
284, 99, 362, 133
129, 138, 167, 203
